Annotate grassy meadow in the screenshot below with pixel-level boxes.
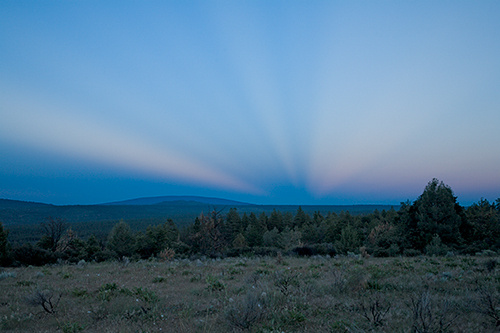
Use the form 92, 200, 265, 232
1, 254, 500, 332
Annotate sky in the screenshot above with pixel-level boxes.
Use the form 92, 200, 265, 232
1, 1, 499, 206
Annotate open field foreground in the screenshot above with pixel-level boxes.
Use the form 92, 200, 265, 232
1, 255, 500, 332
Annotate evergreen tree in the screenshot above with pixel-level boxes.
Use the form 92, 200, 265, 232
268, 209, 284, 231
324, 213, 342, 243
0, 222, 11, 266
425, 234, 449, 256
193, 217, 201, 234
404, 179, 463, 251
245, 212, 265, 247
312, 211, 324, 225
107, 221, 135, 258
191, 210, 226, 255
85, 234, 102, 261
282, 212, 294, 229
335, 224, 361, 254
37, 235, 55, 251
301, 222, 319, 244
258, 212, 268, 231
232, 233, 247, 248
293, 206, 309, 228
278, 227, 302, 251
241, 213, 250, 232
135, 221, 177, 259
185, 217, 202, 253
263, 227, 280, 247
465, 199, 500, 251
225, 208, 242, 244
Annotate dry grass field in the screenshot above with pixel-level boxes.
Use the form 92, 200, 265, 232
1, 254, 500, 332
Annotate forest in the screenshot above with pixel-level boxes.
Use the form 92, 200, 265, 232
1, 178, 499, 267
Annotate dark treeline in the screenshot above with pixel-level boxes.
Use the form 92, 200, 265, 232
1, 179, 499, 267
2, 200, 394, 245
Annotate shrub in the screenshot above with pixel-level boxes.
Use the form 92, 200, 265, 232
226, 246, 253, 257
16, 280, 35, 287
158, 248, 175, 261
152, 276, 167, 283
61, 322, 84, 333
331, 268, 346, 293
225, 293, 264, 330
403, 248, 421, 257
425, 234, 449, 256
274, 270, 300, 296
356, 294, 391, 327
280, 309, 306, 327
0, 271, 16, 280
373, 243, 401, 257
477, 249, 498, 257
26, 289, 61, 314
252, 247, 279, 257
471, 288, 500, 327
71, 288, 88, 298
485, 259, 497, 272
292, 246, 315, 256
172, 241, 191, 254
311, 243, 336, 256
206, 275, 225, 292
134, 287, 158, 304
409, 292, 458, 333
346, 268, 369, 292
98, 282, 118, 301
13, 243, 57, 266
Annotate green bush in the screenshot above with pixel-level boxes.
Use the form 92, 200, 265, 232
403, 248, 421, 257
425, 234, 449, 256
206, 275, 225, 292
13, 243, 57, 266
226, 246, 253, 257
311, 243, 336, 256
61, 322, 84, 333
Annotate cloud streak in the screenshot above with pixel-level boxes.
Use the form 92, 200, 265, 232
0, 90, 262, 195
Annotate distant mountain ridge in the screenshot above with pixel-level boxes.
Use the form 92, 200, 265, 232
0, 199, 53, 208
102, 195, 253, 206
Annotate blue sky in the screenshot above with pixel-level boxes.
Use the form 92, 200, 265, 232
1, 1, 499, 205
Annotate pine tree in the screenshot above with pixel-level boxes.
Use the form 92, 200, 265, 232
0, 222, 11, 266
232, 233, 247, 248
258, 212, 268, 231
107, 221, 135, 258
241, 213, 250, 231
225, 208, 242, 244
465, 199, 500, 251
245, 212, 265, 247
268, 209, 284, 231
283, 212, 294, 229
293, 206, 309, 228
85, 234, 102, 261
192, 210, 226, 255
405, 179, 463, 251
312, 211, 324, 225
263, 227, 280, 247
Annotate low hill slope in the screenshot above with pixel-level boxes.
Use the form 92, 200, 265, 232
103, 195, 251, 206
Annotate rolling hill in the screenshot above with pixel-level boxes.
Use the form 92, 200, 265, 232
103, 195, 252, 206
